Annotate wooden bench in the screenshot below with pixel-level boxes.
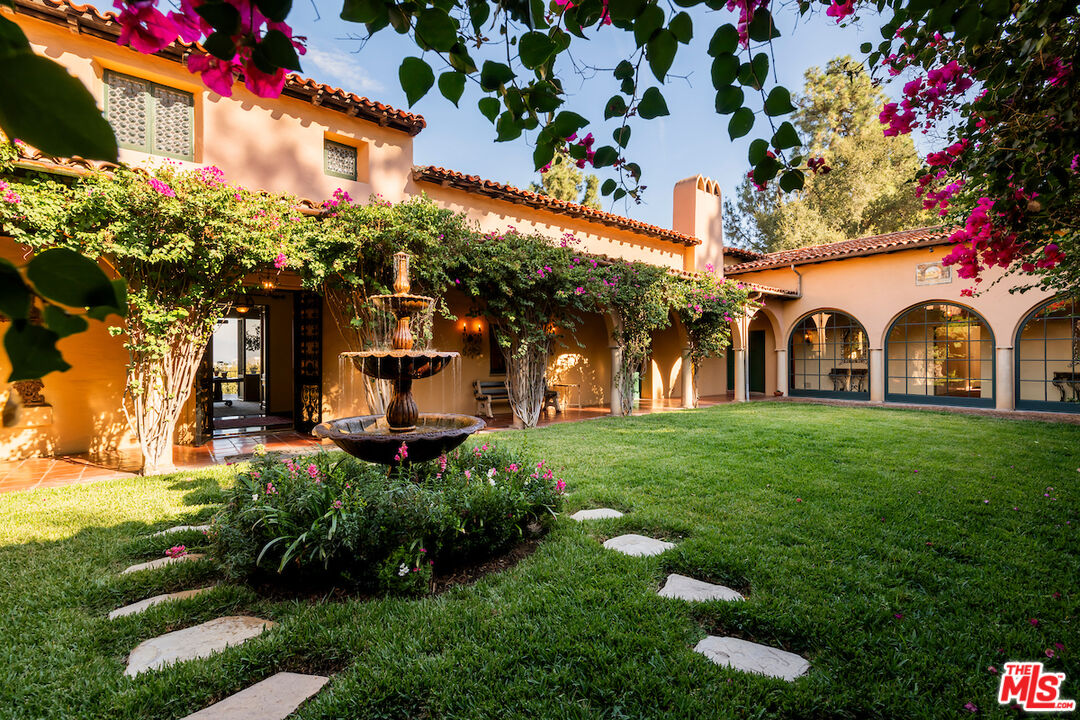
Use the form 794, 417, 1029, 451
473, 379, 559, 419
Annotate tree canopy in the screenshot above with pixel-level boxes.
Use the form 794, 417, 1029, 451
528, 155, 601, 209
725, 56, 931, 253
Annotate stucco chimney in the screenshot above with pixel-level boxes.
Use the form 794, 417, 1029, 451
673, 175, 723, 274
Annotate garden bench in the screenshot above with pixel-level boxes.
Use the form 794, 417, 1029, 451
473, 380, 559, 419
1052, 371, 1080, 403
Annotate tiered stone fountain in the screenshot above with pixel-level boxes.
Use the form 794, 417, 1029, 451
313, 252, 485, 464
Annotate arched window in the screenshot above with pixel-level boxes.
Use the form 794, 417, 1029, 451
886, 303, 994, 407
1016, 297, 1080, 412
788, 311, 869, 398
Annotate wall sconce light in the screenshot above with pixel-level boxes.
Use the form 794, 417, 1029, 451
461, 318, 483, 358
803, 329, 814, 345
234, 295, 253, 314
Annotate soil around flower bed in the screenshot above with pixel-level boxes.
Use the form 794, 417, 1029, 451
240, 536, 544, 603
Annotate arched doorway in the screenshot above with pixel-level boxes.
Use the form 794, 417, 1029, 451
885, 302, 994, 407
1015, 297, 1080, 412
788, 310, 870, 399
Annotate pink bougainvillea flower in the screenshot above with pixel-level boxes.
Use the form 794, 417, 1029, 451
273, 252, 288, 270
114, 0, 180, 54
243, 61, 288, 98
168, 0, 208, 43
187, 52, 239, 96
147, 178, 176, 197
826, 0, 855, 23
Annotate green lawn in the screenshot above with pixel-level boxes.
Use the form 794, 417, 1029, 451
1, 403, 1077, 719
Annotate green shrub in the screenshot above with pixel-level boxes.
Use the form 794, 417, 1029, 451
210, 444, 565, 594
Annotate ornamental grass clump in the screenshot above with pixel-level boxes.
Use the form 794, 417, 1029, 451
211, 445, 565, 596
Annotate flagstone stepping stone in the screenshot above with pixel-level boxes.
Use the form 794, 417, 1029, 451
181, 672, 328, 720
109, 587, 216, 620
602, 534, 675, 557
150, 524, 210, 537
121, 553, 205, 575
693, 636, 809, 681
125, 616, 276, 677
658, 574, 744, 602
570, 508, 624, 521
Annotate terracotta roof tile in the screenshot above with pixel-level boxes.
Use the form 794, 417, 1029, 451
724, 226, 953, 274
724, 246, 763, 261
412, 165, 700, 247
10, 0, 425, 135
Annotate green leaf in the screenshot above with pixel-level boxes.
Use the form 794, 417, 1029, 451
528, 86, 562, 113
415, 9, 458, 52
601, 178, 617, 195
438, 72, 465, 106
340, 0, 383, 23
254, 0, 292, 22
707, 24, 738, 57
752, 155, 780, 184
480, 61, 515, 91
533, 141, 556, 170
604, 94, 628, 120
763, 86, 795, 116
195, 2, 241, 33
738, 53, 769, 90
85, 280, 127, 321
613, 125, 631, 147
728, 106, 755, 139
519, 31, 556, 69
254, 29, 302, 72
647, 29, 677, 81
43, 305, 89, 339
637, 87, 669, 119
398, 57, 434, 106
387, 5, 410, 33
478, 97, 500, 123
25, 249, 117, 310
4, 323, 70, 382
633, 3, 664, 47
771, 121, 800, 149
0, 51, 118, 162
202, 31, 236, 62
592, 145, 618, 167
669, 12, 692, 43
710, 54, 738, 89
779, 169, 805, 192
495, 112, 522, 141
0, 259, 30, 320
608, 0, 645, 22
860, 41, 873, 53
613, 60, 635, 80
468, 0, 490, 32
448, 44, 478, 74
613, 188, 627, 201
0, 14, 30, 59
551, 110, 587, 138
713, 85, 744, 114
747, 7, 780, 42
748, 138, 769, 165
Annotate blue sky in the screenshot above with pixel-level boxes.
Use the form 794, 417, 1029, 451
95, 2, 900, 228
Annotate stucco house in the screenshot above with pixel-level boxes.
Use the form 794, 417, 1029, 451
0, 0, 1075, 465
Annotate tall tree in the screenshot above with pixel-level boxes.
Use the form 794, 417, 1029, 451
724, 56, 931, 253
529, 156, 602, 209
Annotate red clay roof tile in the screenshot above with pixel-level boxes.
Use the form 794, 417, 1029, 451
724, 226, 953, 274
412, 165, 701, 247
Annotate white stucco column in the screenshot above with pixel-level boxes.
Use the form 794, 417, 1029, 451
775, 348, 788, 397
609, 345, 623, 416
996, 346, 1014, 411
681, 347, 695, 408
734, 348, 748, 402
869, 348, 885, 403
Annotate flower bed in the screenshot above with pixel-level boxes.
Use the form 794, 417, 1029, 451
211, 444, 565, 595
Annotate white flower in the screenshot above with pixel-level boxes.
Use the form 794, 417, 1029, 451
398, 562, 409, 577
251, 494, 258, 502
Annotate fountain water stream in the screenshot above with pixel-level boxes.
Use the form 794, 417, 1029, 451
313, 252, 485, 465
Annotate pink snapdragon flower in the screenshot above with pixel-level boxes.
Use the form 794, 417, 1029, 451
165, 544, 187, 558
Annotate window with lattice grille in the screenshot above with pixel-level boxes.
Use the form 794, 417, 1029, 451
324, 139, 358, 181
105, 71, 194, 160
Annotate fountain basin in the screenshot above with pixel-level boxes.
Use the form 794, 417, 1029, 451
312, 413, 486, 465
342, 351, 459, 381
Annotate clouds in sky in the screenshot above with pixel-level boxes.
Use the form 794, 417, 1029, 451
304, 48, 384, 94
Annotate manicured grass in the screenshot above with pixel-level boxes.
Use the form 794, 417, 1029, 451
0, 403, 1077, 719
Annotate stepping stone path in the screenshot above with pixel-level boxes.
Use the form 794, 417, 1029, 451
658, 574, 744, 602
109, 587, 216, 620
181, 672, 328, 720
602, 534, 675, 557
121, 553, 205, 575
125, 616, 275, 677
570, 508, 624, 521
150, 524, 210, 537
693, 636, 809, 681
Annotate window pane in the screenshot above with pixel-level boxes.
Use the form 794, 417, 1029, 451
106, 73, 149, 149
325, 140, 357, 180
152, 85, 193, 158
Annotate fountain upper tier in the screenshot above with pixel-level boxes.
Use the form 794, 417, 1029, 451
370, 293, 433, 317
341, 350, 458, 380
